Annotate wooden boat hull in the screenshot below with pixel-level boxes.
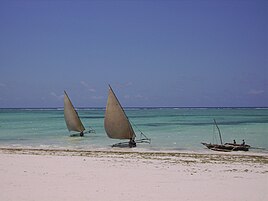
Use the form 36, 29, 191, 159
224, 143, 250, 148
201, 142, 249, 152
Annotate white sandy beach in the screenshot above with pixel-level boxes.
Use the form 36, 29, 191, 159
0, 148, 267, 201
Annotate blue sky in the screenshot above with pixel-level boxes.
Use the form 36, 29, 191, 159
0, 0, 267, 108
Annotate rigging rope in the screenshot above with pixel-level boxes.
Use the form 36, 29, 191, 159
129, 119, 151, 142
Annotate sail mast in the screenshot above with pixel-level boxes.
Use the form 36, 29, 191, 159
214, 119, 223, 145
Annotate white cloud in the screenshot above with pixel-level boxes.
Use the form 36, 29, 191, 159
125, 81, 133, 87
248, 89, 265, 95
123, 94, 148, 100
116, 82, 133, 88
124, 95, 130, 99
50, 92, 64, 100
91, 95, 103, 100
135, 94, 148, 100
135, 94, 143, 99
80, 81, 96, 92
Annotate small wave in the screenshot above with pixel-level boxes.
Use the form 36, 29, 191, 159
0, 138, 28, 141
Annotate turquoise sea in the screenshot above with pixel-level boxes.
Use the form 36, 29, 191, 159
0, 108, 267, 153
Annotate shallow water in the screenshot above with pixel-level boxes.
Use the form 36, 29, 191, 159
0, 108, 267, 153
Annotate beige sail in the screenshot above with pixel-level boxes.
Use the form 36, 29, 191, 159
104, 85, 135, 140
64, 91, 85, 133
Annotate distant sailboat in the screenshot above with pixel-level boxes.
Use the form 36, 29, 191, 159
64, 91, 95, 137
104, 85, 150, 147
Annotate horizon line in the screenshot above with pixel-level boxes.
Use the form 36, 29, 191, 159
1, 106, 268, 109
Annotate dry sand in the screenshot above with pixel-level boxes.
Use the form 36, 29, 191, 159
0, 147, 267, 201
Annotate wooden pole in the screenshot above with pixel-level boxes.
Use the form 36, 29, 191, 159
214, 119, 223, 145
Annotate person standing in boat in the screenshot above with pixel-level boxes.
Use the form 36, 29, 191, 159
129, 138, 136, 148
80, 132, 84, 137
242, 139, 245, 146
233, 140, 236, 144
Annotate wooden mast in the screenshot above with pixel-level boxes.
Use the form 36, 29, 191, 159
214, 119, 223, 145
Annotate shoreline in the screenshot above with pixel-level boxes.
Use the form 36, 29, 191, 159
1, 146, 268, 158
1, 147, 268, 165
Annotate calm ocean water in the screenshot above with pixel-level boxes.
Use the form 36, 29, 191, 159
0, 108, 267, 153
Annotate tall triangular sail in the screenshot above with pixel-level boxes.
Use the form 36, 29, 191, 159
64, 91, 85, 133
104, 85, 136, 140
